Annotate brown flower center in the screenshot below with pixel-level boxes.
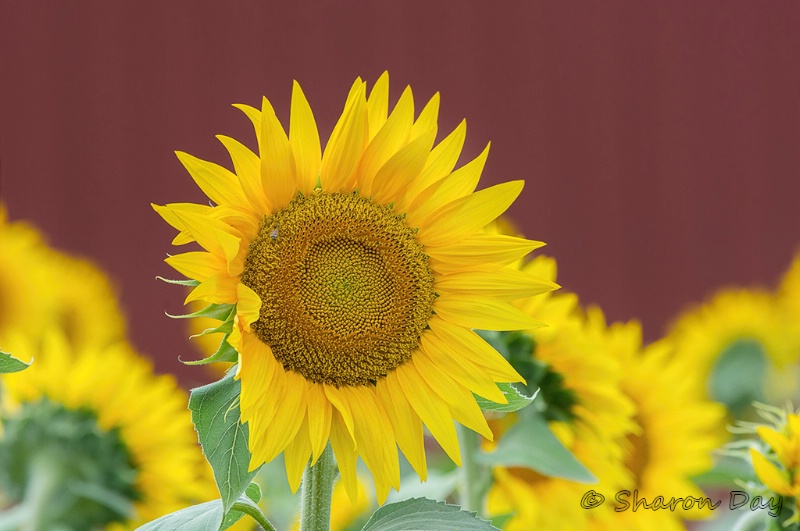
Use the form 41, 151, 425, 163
241, 192, 435, 386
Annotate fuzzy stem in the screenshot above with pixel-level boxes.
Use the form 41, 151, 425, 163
299, 444, 337, 531
230, 501, 277, 531
458, 424, 484, 515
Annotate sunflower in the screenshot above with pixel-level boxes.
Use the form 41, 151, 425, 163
153, 73, 556, 502
486, 257, 636, 530
0, 330, 215, 529
667, 288, 798, 410
748, 406, 800, 525
0, 206, 126, 351
588, 320, 726, 531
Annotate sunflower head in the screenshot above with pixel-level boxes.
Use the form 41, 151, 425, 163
485, 258, 636, 530
154, 73, 556, 502
0, 330, 215, 528
667, 287, 799, 414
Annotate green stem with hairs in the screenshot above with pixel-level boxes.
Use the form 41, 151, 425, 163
458, 424, 485, 515
299, 443, 337, 531
231, 501, 277, 531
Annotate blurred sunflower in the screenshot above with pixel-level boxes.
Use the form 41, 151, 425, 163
486, 257, 636, 530
0, 206, 126, 351
589, 320, 726, 531
667, 288, 798, 412
0, 330, 216, 529
154, 73, 556, 502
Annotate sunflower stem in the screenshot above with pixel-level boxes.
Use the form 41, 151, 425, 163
458, 424, 484, 515
231, 501, 277, 531
299, 443, 337, 531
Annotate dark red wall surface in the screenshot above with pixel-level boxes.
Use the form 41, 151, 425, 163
1, 2, 798, 386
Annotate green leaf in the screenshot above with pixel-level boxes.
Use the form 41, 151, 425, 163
0, 350, 30, 373
136, 499, 224, 530
183, 336, 238, 366
474, 384, 538, 412
189, 368, 259, 514
360, 498, 499, 531
166, 303, 236, 321
136, 490, 266, 531
244, 481, 262, 503
156, 276, 200, 287
475, 411, 596, 483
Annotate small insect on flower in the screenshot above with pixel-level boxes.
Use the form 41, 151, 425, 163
270, 222, 280, 241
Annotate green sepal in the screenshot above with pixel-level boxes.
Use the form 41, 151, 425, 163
475, 410, 596, 484
189, 368, 259, 514
361, 498, 499, 531
155, 276, 200, 287
0, 350, 31, 373
182, 335, 238, 366
189, 318, 234, 339
166, 303, 235, 321
474, 384, 538, 413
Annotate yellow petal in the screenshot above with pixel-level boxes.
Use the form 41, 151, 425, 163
259, 96, 298, 209
341, 387, 399, 501
238, 333, 277, 416
357, 85, 414, 196
401, 119, 467, 208
411, 92, 440, 140
435, 267, 558, 302
434, 294, 544, 331
290, 81, 321, 196
377, 374, 427, 481
321, 81, 366, 192
750, 448, 794, 495
428, 316, 525, 383
176, 151, 248, 209
427, 233, 546, 274
419, 331, 507, 404
184, 273, 239, 305
412, 351, 493, 440
307, 385, 333, 464
152, 202, 211, 233
236, 283, 262, 331
756, 426, 791, 468
323, 384, 356, 444
164, 251, 224, 281
329, 412, 359, 502
416, 181, 525, 247
370, 127, 437, 206
367, 71, 390, 141
407, 143, 490, 227
171, 210, 243, 275
233, 103, 261, 142
284, 416, 312, 493
395, 363, 461, 466
256, 370, 308, 464
246, 365, 287, 469
211, 205, 259, 243
216, 134, 271, 214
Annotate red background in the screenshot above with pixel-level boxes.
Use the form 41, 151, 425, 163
1, 1, 798, 385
